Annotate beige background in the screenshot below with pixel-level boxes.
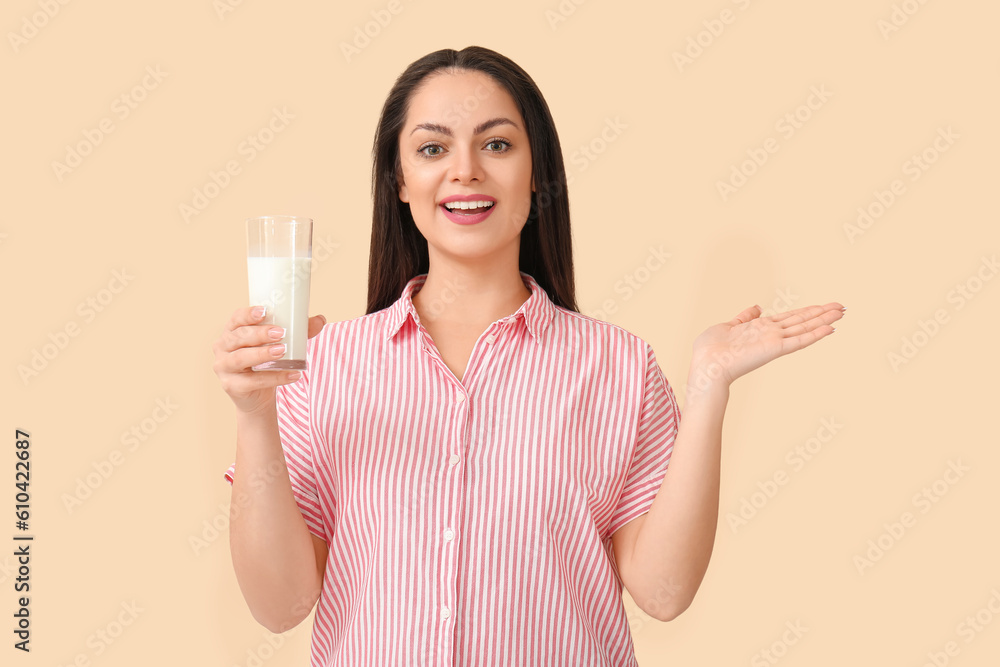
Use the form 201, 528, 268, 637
4, 0, 998, 665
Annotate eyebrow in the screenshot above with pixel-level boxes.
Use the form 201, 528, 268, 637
408, 117, 519, 137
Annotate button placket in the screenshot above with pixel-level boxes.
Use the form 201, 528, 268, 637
440, 370, 467, 648
484, 318, 509, 349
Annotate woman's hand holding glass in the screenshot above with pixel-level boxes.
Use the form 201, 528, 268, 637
212, 306, 326, 416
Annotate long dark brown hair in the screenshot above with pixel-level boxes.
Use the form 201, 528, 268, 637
365, 46, 577, 315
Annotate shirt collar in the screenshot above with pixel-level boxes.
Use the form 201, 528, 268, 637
384, 271, 555, 343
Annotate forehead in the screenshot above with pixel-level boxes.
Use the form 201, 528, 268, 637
405, 69, 523, 131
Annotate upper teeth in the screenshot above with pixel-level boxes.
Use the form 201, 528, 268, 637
444, 200, 494, 210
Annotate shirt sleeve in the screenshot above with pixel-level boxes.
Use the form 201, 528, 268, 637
223, 367, 326, 541
607, 342, 681, 537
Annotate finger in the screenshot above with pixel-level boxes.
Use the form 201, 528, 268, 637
218, 305, 269, 351
779, 321, 837, 356
220, 323, 286, 354
226, 305, 268, 330
779, 308, 843, 338
772, 302, 845, 326
218, 343, 288, 375
727, 304, 762, 326
225, 367, 298, 395
276, 369, 304, 386
308, 314, 327, 339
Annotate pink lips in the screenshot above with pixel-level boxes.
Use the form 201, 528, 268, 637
438, 194, 497, 226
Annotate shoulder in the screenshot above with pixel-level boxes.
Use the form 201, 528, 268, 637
304, 307, 395, 355
549, 305, 654, 355
543, 306, 659, 382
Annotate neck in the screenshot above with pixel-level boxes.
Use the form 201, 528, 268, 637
412, 248, 531, 327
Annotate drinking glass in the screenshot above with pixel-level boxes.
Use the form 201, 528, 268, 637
246, 215, 312, 371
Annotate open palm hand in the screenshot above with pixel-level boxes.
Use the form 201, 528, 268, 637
691, 302, 846, 387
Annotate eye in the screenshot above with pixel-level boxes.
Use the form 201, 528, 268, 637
416, 137, 513, 159
417, 143, 443, 158
485, 137, 512, 153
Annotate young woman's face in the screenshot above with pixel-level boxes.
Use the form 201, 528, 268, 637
397, 69, 534, 264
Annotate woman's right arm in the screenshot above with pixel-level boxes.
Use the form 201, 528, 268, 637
213, 306, 328, 633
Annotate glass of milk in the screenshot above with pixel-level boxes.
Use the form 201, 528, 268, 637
246, 215, 313, 371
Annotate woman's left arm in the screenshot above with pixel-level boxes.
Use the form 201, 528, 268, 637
614, 301, 845, 621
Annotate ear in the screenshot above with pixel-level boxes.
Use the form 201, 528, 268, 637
397, 170, 409, 203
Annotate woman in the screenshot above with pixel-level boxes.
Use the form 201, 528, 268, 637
213, 46, 845, 666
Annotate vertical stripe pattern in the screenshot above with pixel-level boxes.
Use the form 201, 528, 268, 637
224, 271, 681, 666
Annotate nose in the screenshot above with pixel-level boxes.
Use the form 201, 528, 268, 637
450, 142, 484, 184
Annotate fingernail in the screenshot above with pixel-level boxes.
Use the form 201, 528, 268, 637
252, 306, 266, 319
288, 371, 302, 381
268, 327, 285, 339
270, 344, 286, 356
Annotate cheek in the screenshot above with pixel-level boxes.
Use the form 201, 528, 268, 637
400, 166, 436, 203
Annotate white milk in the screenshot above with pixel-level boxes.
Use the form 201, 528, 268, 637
247, 256, 312, 369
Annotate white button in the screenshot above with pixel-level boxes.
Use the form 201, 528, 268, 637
485, 334, 496, 344
448, 454, 460, 465
442, 606, 451, 619
443, 528, 455, 541
456, 392, 465, 402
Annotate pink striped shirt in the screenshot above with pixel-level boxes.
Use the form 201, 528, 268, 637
224, 270, 681, 666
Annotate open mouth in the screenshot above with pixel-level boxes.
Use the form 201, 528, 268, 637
442, 200, 496, 215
